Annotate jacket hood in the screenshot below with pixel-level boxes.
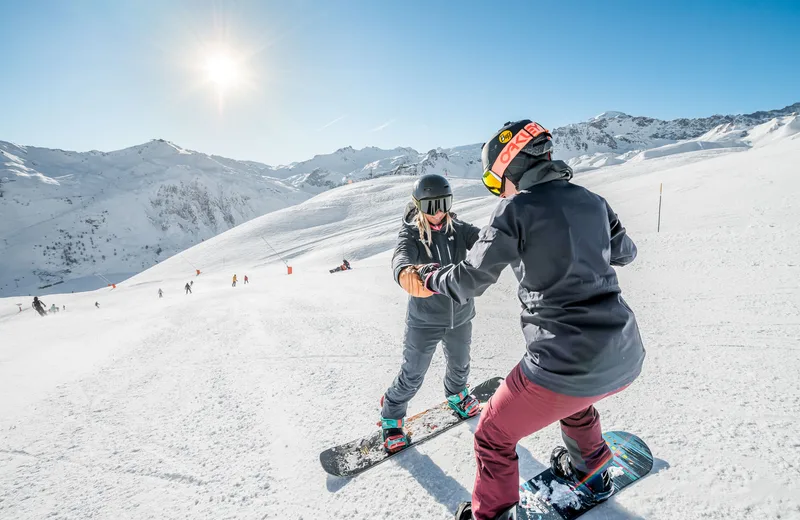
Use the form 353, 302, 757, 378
516, 159, 573, 191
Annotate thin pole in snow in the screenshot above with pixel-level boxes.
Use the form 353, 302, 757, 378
181, 255, 197, 269
657, 183, 663, 233
261, 236, 288, 267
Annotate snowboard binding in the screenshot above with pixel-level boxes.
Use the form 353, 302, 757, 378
447, 388, 480, 419
379, 417, 408, 454
550, 446, 614, 503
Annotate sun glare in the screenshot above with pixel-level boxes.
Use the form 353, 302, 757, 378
204, 51, 240, 90
192, 39, 257, 112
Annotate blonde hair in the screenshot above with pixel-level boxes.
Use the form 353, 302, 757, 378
414, 209, 455, 257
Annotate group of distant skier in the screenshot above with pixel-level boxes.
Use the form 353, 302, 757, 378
30, 296, 97, 316
156, 273, 254, 298
155, 262, 353, 299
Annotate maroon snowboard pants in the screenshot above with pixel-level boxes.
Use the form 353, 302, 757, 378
471, 363, 625, 520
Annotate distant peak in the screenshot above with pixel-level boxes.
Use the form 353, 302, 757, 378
147, 139, 192, 155
590, 111, 629, 121
335, 146, 355, 154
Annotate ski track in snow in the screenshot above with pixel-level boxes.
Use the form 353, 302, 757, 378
2, 138, 800, 519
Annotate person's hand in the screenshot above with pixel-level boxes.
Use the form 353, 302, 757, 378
398, 265, 435, 298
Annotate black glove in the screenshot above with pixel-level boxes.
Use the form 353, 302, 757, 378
415, 263, 441, 290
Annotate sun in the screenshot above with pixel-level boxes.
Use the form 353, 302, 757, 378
190, 40, 257, 112
204, 51, 240, 90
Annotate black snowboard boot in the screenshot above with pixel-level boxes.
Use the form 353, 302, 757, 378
550, 446, 614, 503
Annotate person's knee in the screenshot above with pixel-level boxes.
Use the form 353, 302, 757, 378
561, 406, 599, 428
396, 370, 425, 392
474, 418, 514, 455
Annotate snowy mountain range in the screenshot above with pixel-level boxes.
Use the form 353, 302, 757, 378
0, 139, 311, 296
2, 101, 798, 296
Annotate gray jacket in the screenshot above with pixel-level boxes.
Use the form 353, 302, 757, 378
392, 203, 481, 329
426, 160, 645, 397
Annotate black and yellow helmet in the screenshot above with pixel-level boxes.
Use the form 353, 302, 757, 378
480, 120, 552, 195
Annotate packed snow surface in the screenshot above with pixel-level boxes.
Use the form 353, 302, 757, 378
1, 134, 800, 519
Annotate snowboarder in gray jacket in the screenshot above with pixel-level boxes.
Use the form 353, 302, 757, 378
379, 173, 483, 454
403, 121, 645, 520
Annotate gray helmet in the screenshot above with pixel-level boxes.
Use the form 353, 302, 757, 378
412, 174, 453, 215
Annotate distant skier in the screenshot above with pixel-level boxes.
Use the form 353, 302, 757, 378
190, 280, 194, 287
49, 304, 58, 314
329, 259, 352, 274
399, 120, 645, 520
185, 283, 192, 295
158, 288, 163, 298
378, 173, 483, 454
62, 305, 65, 311
232, 274, 237, 287
32, 297, 47, 316
244, 275, 249, 284
94, 301, 100, 309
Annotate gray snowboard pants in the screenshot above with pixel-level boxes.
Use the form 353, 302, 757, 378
381, 321, 472, 420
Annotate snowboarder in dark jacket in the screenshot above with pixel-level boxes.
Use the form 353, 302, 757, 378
32, 296, 47, 317
404, 121, 645, 520
379, 174, 483, 454
329, 260, 352, 274
185, 283, 192, 294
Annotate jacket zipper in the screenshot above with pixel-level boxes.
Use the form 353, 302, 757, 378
435, 237, 455, 329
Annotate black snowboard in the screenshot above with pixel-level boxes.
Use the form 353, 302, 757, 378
320, 376, 504, 478
516, 431, 653, 519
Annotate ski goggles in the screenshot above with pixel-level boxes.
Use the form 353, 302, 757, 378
481, 170, 504, 196
414, 195, 453, 215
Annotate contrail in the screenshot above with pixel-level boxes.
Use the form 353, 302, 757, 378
370, 119, 395, 132
317, 115, 347, 132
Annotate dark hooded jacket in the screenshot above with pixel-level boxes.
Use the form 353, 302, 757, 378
392, 202, 481, 328
426, 160, 645, 396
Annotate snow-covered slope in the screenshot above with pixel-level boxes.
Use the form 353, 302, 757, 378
1, 130, 799, 519
0, 139, 311, 296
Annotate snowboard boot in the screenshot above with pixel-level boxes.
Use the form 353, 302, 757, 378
378, 395, 408, 453
447, 387, 480, 419
550, 446, 614, 503
454, 502, 517, 520
379, 417, 408, 454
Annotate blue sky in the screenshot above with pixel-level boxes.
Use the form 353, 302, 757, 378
1, 0, 798, 165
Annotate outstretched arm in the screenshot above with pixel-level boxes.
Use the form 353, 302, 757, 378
426, 199, 523, 304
